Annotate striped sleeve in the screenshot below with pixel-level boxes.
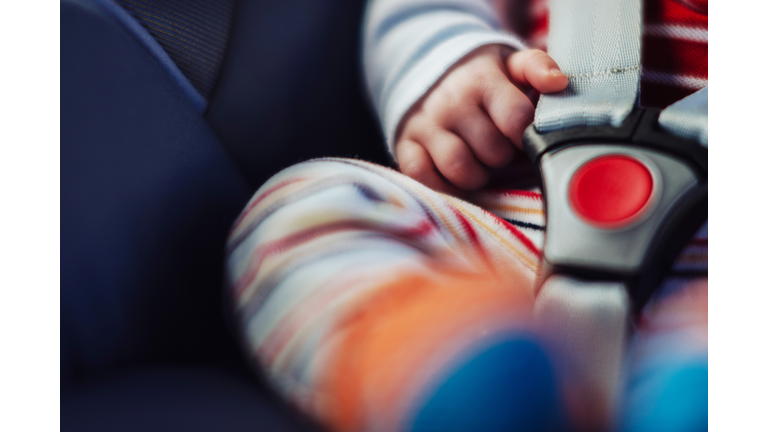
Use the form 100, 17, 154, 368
362, 0, 528, 159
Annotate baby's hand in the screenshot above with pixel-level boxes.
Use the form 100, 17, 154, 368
396, 45, 568, 193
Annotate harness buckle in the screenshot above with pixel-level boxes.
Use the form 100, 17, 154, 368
523, 107, 708, 310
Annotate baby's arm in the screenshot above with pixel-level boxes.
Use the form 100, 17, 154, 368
363, 0, 568, 193
397, 45, 567, 193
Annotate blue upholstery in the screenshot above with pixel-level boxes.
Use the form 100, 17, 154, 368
86, 0, 208, 111
205, 0, 390, 188
61, 367, 321, 432
61, 0, 389, 430
61, 0, 252, 387
113, 0, 235, 100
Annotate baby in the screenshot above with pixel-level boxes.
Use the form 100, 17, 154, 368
226, 0, 708, 431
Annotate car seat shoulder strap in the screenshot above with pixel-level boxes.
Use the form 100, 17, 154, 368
527, 1, 707, 426
535, 0, 643, 134
659, 86, 708, 147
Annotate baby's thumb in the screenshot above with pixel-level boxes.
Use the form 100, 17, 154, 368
506, 49, 569, 94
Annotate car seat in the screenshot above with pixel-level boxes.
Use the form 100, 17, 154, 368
61, 0, 390, 430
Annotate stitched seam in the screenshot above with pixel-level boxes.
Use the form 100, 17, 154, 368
565, 65, 641, 80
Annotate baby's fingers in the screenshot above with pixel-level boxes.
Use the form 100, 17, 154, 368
452, 105, 515, 168
396, 139, 461, 195
506, 49, 568, 94
481, 76, 535, 148
421, 129, 488, 191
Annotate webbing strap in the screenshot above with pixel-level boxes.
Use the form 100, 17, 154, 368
532, 0, 641, 424
659, 86, 709, 147
534, 0, 642, 133
531, 0, 707, 424
534, 275, 630, 426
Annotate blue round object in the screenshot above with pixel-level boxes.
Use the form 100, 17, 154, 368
410, 335, 569, 432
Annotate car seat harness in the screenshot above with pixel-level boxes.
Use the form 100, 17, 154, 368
521, 0, 708, 419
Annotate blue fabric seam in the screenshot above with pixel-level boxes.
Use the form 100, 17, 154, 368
84, 0, 208, 113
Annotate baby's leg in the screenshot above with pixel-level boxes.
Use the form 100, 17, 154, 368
225, 158, 567, 431
620, 225, 708, 432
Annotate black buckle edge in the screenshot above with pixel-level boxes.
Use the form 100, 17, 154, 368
522, 107, 707, 177
522, 107, 708, 312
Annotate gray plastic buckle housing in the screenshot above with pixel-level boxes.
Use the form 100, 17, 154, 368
522, 108, 707, 310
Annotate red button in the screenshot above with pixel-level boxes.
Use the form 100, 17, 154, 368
568, 155, 653, 226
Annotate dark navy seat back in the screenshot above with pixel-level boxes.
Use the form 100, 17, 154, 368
205, 0, 390, 188
61, 0, 385, 429
61, 0, 251, 388
114, 0, 236, 100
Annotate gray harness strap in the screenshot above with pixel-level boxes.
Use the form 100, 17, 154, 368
530, 0, 707, 427
535, 0, 642, 133
534, 276, 630, 427
659, 86, 709, 146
